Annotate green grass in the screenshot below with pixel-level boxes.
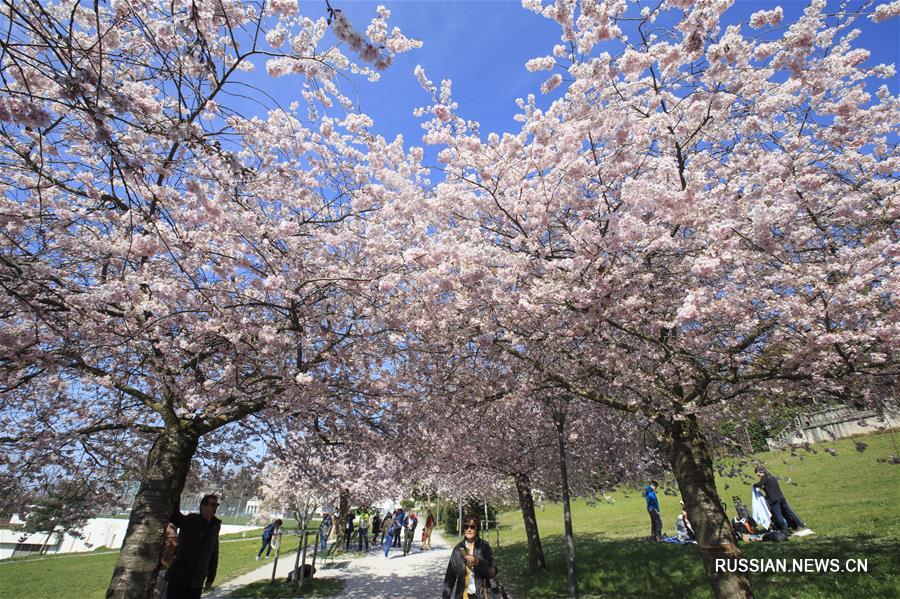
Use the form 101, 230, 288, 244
229, 577, 345, 598
494, 431, 900, 598
0, 533, 300, 598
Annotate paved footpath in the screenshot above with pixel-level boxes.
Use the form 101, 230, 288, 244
209, 531, 454, 598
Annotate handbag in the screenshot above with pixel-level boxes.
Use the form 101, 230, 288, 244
481, 575, 509, 599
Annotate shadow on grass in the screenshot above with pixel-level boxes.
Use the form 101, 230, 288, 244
494, 533, 900, 598
228, 577, 345, 598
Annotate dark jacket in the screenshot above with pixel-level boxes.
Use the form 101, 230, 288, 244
643, 486, 659, 512
754, 472, 785, 502
262, 523, 277, 542
167, 509, 220, 589
443, 537, 494, 599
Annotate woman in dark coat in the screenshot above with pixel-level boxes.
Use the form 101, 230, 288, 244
442, 513, 495, 599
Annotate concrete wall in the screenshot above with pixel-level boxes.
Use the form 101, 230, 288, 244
768, 406, 900, 449
800, 411, 900, 445
0, 517, 258, 560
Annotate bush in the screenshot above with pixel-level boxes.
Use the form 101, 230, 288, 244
444, 499, 498, 535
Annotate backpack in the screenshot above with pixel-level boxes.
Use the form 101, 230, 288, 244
286, 564, 316, 581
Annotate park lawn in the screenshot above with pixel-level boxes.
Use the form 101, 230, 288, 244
494, 431, 900, 598
0, 536, 272, 598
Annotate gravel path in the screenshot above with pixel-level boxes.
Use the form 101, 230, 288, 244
209, 531, 454, 598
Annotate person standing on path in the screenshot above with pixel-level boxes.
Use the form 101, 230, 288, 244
382, 514, 395, 558
643, 480, 663, 542
318, 512, 332, 551
166, 494, 221, 599
256, 519, 282, 560
344, 510, 355, 550
403, 512, 418, 556
422, 510, 435, 551
358, 509, 370, 552
393, 508, 404, 548
442, 514, 495, 599
371, 511, 382, 546
754, 467, 806, 531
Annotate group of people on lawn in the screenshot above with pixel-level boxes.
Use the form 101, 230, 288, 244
643, 466, 806, 544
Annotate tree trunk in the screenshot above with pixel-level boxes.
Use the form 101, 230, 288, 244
335, 488, 349, 552
667, 414, 753, 599
106, 428, 199, 599
514, 473, 545, 571
554, 414, 578, 599
40, 529, 55, 555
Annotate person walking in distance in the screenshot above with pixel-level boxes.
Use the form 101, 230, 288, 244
422, 510, 435, 551
166, 494, 221, 599
358, 508, 370, 552
442, 514, 495, 599
371, 511, 382, 546
344, 510, 355, 551
382, 513, 395, 558
403, 512, 418, 556
256, 519, 282, 560
393, 508, 404, 548
643, 481, 663, 542
318, 512, 332, 551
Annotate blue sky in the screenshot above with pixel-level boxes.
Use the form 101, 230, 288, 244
251, 0, 899, 144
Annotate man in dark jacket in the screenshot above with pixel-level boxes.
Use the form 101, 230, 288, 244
643, 481, 662, 541
166, 494, 221, 599
754, 468, 806, 531
393, 508, 404, 547
344, 510, 355, 550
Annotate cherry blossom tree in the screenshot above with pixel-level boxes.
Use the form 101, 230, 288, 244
378, 338, 660, 580
257, 459, 325, 528
390, 1, 897, 597
0, 1, 419, 597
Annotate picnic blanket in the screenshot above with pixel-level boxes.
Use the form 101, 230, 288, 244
661, 536, 697, 545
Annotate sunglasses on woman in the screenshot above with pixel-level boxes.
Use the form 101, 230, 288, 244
463, 524, 478, 530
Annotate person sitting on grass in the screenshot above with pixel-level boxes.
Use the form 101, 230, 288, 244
675, 503, 696, 543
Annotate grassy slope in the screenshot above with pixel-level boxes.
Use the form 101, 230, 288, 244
494, 431, 900, 598
0, 529, 292, 599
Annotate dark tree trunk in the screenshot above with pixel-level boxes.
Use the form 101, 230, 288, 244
40, 529, 55, 555
106, 428, 199, 599
554, 412, 578, 599
667, 414, 753, 599
335, 488, 349, 552
514, 473, 545, 571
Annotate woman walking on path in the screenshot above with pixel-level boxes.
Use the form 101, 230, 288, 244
442, 514, 495, 599
382, 514, 395, 558
421, 511, 435, 551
